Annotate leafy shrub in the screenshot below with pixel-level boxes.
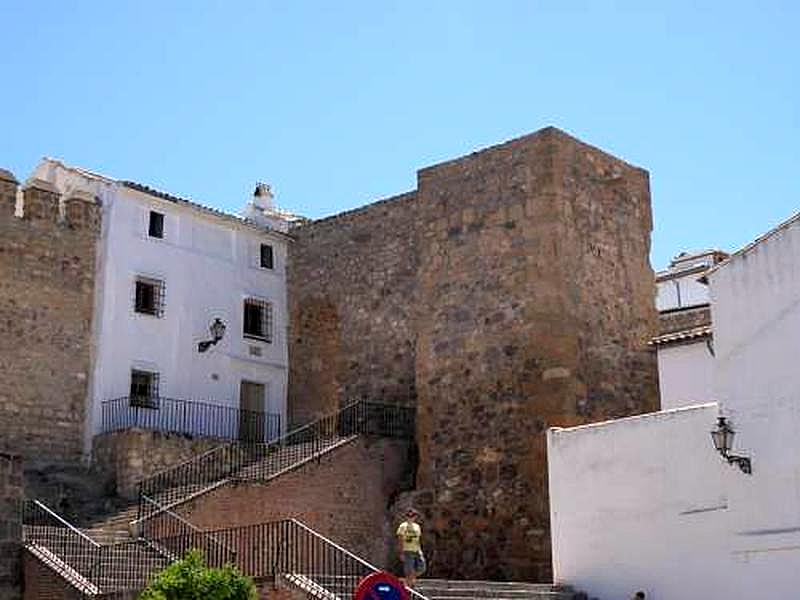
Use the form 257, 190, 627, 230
139, 550, 256, 600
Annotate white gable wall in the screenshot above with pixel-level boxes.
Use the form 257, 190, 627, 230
549, 215, 800, 599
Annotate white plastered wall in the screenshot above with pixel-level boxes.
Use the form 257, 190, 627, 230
33, 161, 289, 454
549, 216, 800, 599
656, 340, 714, 410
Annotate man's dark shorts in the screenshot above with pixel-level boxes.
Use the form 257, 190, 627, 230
403, 551, 426, 576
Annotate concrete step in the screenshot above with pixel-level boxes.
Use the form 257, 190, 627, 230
413, 579, 577, 600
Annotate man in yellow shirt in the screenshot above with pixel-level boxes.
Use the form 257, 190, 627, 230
396, 508, 425, 588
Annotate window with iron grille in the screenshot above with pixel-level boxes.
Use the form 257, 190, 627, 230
243, 298, 272, 343
148, 211, 164, 239
129, 369, 159, 408
134, 277, 165, 317
260, 243, 274, 269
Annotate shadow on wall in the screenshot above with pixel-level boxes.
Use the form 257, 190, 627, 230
289, 298, 343, 427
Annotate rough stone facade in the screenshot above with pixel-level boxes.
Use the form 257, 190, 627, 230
92, 430, 221, 500
0, 453, 22, 600
0, 170, 100, 464
658, 304, 711, 336
288, 127, 659, 580
178, 438, 413, 569
288, 192, 419, 426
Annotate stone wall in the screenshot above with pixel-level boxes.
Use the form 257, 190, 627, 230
658, 304, 711, 335
0, 453, 22, 600
413, 128, 658, 580
288, 127, 659, 580
0, 170, 100, 464
287, 192, 419, 426
92, 430, 221, 500
178, 438, 413, 569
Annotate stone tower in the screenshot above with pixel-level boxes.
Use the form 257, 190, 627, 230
288, 127, 659, 580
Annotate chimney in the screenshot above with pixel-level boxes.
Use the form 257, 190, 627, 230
252, 182, 274, 211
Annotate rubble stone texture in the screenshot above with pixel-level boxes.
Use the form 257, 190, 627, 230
288, 127, 659, 580
92, 430, 221, 500
0, 171, 100, 464
0, 452, 22, 600
288, 192, 420, 426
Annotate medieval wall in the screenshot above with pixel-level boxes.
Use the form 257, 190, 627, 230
177, 438, 413, 569
0, 452, 22, 600
287, 127, 659, 581
413, 128, 658, 580
0, 170, 100, 465
287, 193, 419, 426
92, 430, 221, 500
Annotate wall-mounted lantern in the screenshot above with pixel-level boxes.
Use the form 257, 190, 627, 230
198, 318, 226, 353
711, 416, 752, 474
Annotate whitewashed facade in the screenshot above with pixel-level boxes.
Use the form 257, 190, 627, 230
548, 213, 800, 599
33, 159, 292, 454
655, 250, 722, 311
653, 250, 726, 410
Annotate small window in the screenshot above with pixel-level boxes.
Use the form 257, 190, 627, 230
135, 277, 165, 317
148, 211, 164, 239
243, 298, 273, 343
260, 244, 274, 269
130, 369, 159, 408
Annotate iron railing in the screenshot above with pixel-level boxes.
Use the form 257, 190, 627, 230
138, 495, 237, 568
136, 400, 415, 520
24, 504, 428, 600
23, 500, 102, 593
203, 519, 427, 600
23, 500, 172, 595
101, 396, 282, 443
93, 539, 169, 593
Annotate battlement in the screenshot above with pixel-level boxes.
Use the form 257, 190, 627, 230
0, 168, 100, 465
0, 168, 101, 233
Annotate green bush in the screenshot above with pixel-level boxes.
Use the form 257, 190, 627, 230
139, 550, 256, 600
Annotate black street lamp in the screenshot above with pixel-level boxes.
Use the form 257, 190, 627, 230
711, 416, 752, 474
198, 318, 226, 353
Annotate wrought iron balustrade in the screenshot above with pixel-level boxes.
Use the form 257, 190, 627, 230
101, 396, 282, 443
23, 499, 101, 593
138, 495, 237, 568
203, 519, 428, 600
136, 400, 415, 520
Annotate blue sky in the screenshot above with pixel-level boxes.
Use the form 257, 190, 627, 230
1, 1, 797, 269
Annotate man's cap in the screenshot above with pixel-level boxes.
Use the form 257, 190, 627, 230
405, 507, 419, 516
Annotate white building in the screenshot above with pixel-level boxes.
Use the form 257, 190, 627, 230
652, 250, 727, 410
33, 159, 292, 454
548, 213, 800, 599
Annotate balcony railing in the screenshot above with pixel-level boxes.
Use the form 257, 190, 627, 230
101, 397, 282, 443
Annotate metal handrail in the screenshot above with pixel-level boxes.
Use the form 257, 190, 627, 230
136, 399, 415, 521
25, 499, 101, 548
139, 494, 237, 562
274, 518, 430, 600
101, 396, 281, 442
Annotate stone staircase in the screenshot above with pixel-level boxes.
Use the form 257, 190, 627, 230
413, 579, 578, 600
23, 401, 413, 596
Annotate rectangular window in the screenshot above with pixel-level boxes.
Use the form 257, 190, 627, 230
148, 211, 164, 239
260, 244, 274, 269
243, 298, 273, 343
130, 369, 159, 408
134, 277, 165, 317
